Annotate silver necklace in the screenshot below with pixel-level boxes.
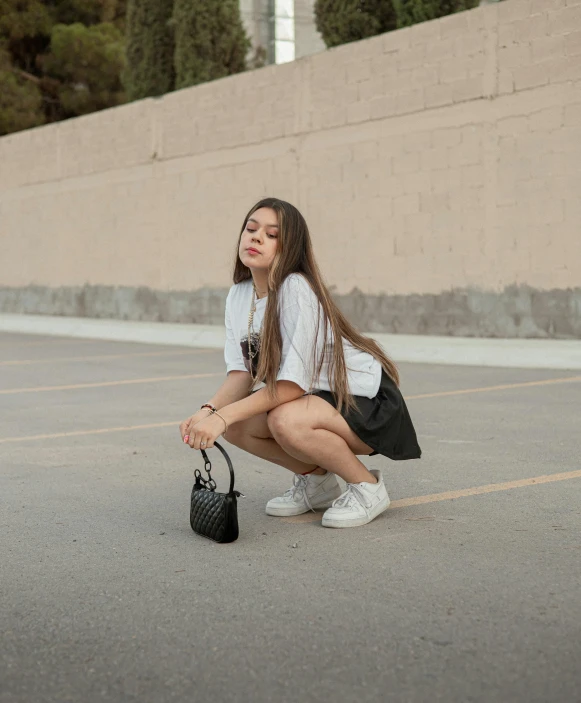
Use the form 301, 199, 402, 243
247, 285, 260, 379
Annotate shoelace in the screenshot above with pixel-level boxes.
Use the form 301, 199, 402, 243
331, 483, 373, 511
283, 474, 316, 513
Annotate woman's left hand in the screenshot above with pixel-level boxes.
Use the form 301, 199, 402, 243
183, 413, 226, 450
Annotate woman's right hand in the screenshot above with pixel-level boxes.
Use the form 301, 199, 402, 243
179, 408, 213, 443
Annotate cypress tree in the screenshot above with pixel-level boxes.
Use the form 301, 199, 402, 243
314, 0, 397, 49
394, 0, 479, 28
124, 0, 174, 100
173, 0, 249, 90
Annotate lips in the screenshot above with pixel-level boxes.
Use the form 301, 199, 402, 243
247, 248, 260, 255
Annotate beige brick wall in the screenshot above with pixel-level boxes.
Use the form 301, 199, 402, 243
1, 0, 580, 316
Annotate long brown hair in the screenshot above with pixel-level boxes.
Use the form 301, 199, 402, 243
233, 197, 399, 412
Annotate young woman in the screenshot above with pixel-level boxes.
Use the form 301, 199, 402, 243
179, 197, 421, 528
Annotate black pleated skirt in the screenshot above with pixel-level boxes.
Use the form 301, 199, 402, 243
310, 370, 422, 461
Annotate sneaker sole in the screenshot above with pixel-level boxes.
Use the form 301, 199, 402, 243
265, 487, 342, 517
321, 496, 390, 528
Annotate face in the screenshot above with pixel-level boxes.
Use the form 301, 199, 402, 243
238, 207, 279, 273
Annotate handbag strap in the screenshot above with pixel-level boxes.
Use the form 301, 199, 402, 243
199, 441, 236, 495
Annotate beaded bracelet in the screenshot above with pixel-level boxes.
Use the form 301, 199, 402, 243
200, 403, 217, 413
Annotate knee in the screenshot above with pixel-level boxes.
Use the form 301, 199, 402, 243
267, 406, 305, 445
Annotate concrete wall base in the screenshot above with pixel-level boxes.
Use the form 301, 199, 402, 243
1, 284, 580, 340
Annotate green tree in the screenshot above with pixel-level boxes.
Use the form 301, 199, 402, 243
173, 0, 249, 90
0, 0, 54, 74
124, 0, 174, 100
314, 0, 397, 49
0, 0, 127, 134
394, 0, 479, 28
53, 0, 127, 28
0, 43, 44, 134
41, 22, 125, 117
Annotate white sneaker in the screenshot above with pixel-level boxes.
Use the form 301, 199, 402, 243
265, 472, 343, 517
321, 469, 390, 528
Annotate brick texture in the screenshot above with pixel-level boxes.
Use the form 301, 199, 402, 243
1, 1, 581, 298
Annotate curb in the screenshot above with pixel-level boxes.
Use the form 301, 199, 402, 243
1, 313, 581, 370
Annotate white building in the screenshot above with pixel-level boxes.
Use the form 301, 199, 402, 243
239, 0, 326, 65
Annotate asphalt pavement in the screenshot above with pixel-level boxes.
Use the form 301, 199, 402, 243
1, 332, 580, 703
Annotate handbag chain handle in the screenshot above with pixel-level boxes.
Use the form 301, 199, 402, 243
198, 441, 236, 495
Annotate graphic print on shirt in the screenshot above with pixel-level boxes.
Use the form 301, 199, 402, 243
240, 332, 261, 377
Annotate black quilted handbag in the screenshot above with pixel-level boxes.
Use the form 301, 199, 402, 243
190, 441, 243, 543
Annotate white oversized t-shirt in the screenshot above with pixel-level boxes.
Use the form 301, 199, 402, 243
224, 273, 382, 398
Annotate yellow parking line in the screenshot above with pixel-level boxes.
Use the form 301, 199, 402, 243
407, 375, 581, 400
2, 371, 580, 398
281, 469, 581, 523
0, 371, 223, 395
1, 374, 580, 440
392, 470, 581, 506
0, 421, 181, 444
0, 349, 213, 366
0, 338, 95, 348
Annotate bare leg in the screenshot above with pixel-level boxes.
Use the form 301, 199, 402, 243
267, 396, 377, 485
225, 413, 324, 475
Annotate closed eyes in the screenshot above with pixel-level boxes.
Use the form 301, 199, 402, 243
246, 227, 277, 238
